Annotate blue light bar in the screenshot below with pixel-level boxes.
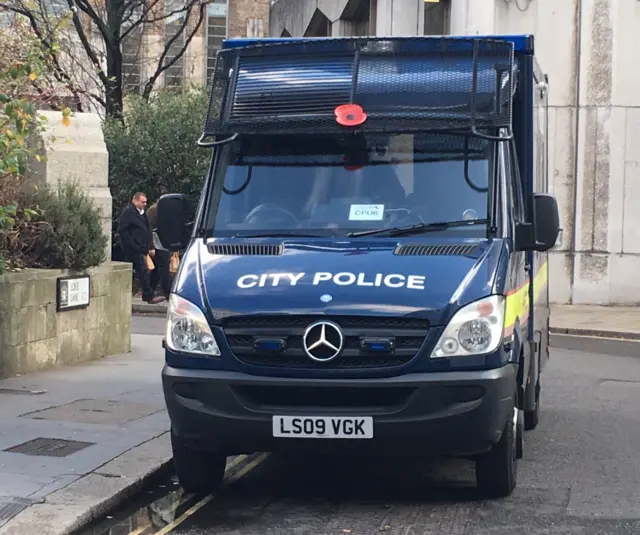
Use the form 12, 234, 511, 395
223, 34, 535, 55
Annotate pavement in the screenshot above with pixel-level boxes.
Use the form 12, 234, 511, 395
2, 304, 640, 535
0, 329, 170, 535
550, 304, 640, 339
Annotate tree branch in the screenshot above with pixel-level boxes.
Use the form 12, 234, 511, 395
141, 4, 204, 99
121, 0, 188, 41
74, 0, 114, 46
64, 0, 110, 87
54, 38, 107, 108
0, 1, 86, 111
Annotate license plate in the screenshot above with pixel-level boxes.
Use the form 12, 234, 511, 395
272, 416, 373, 439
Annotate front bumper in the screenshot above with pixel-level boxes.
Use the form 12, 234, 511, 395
162, 363, 517, 458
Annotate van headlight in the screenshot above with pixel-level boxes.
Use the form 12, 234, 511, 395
165, 294, 221, 356
431, 295, 505, 358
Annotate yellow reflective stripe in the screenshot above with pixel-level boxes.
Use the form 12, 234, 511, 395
504, 284, 528, 334
533, 259, 549, 304
503, 259, 549, 335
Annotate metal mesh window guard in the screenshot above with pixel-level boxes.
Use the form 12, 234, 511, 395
202, 36, 516, 139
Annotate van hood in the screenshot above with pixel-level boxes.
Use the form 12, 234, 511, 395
175, 237, 507, 327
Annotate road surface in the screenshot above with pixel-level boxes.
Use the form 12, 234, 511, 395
85, 315, 640, 535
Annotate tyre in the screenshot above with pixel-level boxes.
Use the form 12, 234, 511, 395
171, 429, 227, 495
524, 379, 540, 430
475, 400, 518, 498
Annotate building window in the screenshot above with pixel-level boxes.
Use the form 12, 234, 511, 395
121, 5, 143, 94
121, 26, 143, 94
164, 0, 187, 88
424, 0, 450, 35
205, 0, 228, 86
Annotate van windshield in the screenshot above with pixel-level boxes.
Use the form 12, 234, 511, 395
207, 132, 495, 238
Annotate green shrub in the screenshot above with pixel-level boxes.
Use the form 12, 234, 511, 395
104, 87, 210, 256
11, 182, 108, 270
0, 28, 69, 273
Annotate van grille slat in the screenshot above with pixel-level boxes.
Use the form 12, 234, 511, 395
207, 243, 283, 256
394, 244, 477, 256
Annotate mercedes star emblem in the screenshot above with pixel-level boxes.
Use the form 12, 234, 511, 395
302, 320, 344, 362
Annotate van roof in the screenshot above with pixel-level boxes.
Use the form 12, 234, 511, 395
221, 35, 535, 55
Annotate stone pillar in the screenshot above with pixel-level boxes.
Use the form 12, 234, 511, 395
376, 0, 423, 36
25, 111, 113, 259
570, 0, 633, 304
332, 19, 354, 37
142, 32, 165, 91
450, 0, 496, 35
229, 0, 270, 38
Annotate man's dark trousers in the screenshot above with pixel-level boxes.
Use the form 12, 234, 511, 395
128, 252, 155, 302
150, 249, 172, 298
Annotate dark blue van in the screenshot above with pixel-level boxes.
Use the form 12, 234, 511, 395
156, 35, 560, 499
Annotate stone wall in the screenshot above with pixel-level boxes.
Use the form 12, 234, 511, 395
0, 263, 132, 379
271, 0, 389, 37
492, 0, 640, 305
26, 110, 113, 258
230, 0, 271, 38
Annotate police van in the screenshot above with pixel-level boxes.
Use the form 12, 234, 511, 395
156, 34, 560, 498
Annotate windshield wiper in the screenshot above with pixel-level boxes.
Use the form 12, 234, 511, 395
347, 219, 489, 238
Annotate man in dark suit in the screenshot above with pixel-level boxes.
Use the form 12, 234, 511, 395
117, 192, 165, 304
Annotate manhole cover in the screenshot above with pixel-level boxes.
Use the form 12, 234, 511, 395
21, 399, 163, 425
3, 437, 94, 457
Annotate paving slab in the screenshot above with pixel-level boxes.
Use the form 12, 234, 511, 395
0, 334, 172, 535
550, 305, 640, 339
22, 399, 163, 425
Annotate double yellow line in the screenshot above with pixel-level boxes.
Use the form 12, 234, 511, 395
127, 452, 269, 535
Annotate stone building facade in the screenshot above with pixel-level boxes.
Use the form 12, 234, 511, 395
269, 0, 640, 306
122, 0, 271, 93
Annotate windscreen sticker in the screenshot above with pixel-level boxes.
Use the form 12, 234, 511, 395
349, 204, 384, 221
236, 272, 426, 290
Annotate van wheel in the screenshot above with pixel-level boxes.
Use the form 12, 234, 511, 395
171, 429, 226, 495
475, 401, 518, 498
524, 380, 540, 430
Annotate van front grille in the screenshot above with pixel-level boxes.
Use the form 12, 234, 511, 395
222, 315, 429, 370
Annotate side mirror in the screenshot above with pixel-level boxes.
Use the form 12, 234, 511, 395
156, 194, 192, 251
531, 193, 560, 251
514, 193, 561, 252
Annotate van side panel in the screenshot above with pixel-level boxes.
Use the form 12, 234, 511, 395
513, 53, 550, 410
532, 59, 551, 376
